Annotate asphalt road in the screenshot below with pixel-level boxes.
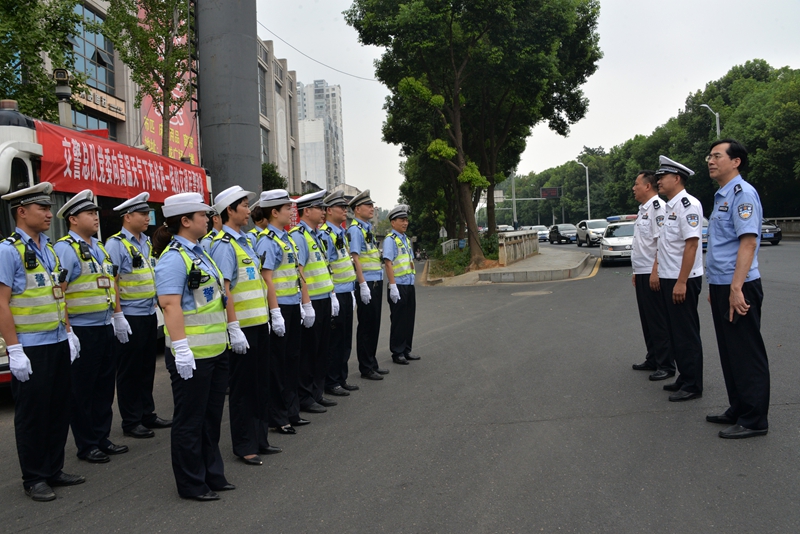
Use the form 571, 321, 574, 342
1, 244, 798, 533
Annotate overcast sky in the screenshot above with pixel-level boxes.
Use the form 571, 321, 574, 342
256, 0, 800, 209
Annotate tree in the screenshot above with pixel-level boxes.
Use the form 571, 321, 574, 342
98, 0, 192, 157
0, 0, 85, 121
261, 163, 288, 191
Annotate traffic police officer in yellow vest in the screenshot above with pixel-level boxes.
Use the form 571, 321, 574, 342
201, 209, 222, 253
290, 189, 339, 414
209, 186, 281, 465
153, 192, 233, 501
0, 183, 84, 502
382, 205, 420, 365
106, 192, 172, 440
55, 189, 129, 464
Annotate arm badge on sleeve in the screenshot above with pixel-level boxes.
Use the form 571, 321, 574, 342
737, 203, 753, 219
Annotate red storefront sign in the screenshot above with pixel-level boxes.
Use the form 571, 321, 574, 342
35, 120, 208, 203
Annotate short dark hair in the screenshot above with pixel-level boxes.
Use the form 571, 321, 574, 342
710, 138, 748, 172
250, 205, 266, 224
636, 170, 657, 188
219, 196, 245, 224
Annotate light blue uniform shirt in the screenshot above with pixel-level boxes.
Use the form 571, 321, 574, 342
209, 225, 260, 290
292, 221, 330, 301
320, 223, 355, 293
105, 227, 157, 316
707, 175, 762, 285
347, 218, 383, 282
201, 228, 219, 254
54, 230, 113, 327
0, 228, 68, 346
382, 232, 415, 285
255, 224, 301, 306
154, 235, 223, 312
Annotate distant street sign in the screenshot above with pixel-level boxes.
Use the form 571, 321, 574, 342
494, 190, 505, 203
541, 187, 561, 199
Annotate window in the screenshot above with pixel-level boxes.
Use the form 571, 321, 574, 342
260, 127, 269, 164
258, 44, 268, 64
288, 96, 294, 136
258, 66, 267, 116
72, 109, 117, 140
71, 4, 115, 95
274, 80, 282, 96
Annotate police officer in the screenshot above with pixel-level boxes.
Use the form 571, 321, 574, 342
55, 190, 129, 463
290, 190, 339, 414
320, 191, 360, 396
382, 204, 420, 365
209, 186, 281, 464
0, 183, 84, 501
347, 190, 389, 380
254, 190, 309, 434
653, 156, 704, 402
201, 209, 222, 253
106, 192, 172, 439
153, 192, 233, 501
704, 139, 770, 439
246, 204, 269, 249
630, 171, 674, 380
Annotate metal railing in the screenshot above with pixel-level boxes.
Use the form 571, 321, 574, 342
440, 239, 458, 256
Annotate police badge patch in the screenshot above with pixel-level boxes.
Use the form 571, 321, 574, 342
738, 203, 753, 219
686, 214, 699, 227
656, 215, 665, 227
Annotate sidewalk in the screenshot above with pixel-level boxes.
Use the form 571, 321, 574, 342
426, 247, 597, 287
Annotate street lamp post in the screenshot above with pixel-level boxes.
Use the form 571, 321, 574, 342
700, 104, 721, 139
577, 161, 591, 220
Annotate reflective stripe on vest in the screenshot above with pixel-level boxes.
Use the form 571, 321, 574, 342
290, 226, 334, 297
7, 236, 66, 333
108, 233, 156, 301
349, 220, 381, 272
389, 232, 415, 278
320, 223, 357, 285
258, 229, 301, 298
160, 242, 228, 359
212, 231, 268, 327
58, 236, 116, 316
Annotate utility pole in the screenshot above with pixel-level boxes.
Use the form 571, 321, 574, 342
700, 104, 721, 139
577, 160, 591, 220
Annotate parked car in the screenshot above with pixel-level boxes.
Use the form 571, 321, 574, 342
549, 224, 578, 244
600, 222, 635, 265
497, 224, 514, 233
576, 219, 609, 247
761, 220, 782, 245
532, 225, 549, 241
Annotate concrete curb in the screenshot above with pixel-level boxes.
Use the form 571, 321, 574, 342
422, 260, 444, 286
477, 252, 592, 283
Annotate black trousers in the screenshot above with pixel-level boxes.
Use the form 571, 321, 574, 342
709, 280, 770, 430
661, 277, 703, 393
268, 303, 301, 427
229, 323, 271, 458
299, 298, 333, 407
327, 291, 354, 389
356, 280, 383, 374
388, 284, 416, 357
70, 324, 116, 457
634, 274, 674, 372
115, 313, 159, 432
165, 349, 229, 498
12, 341, 72, 489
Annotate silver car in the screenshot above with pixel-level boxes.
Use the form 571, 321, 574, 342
576, 219, 609, 247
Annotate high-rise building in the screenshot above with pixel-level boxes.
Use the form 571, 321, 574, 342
297, 80, 345, 191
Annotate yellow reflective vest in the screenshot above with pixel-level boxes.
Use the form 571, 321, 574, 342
320, 223, 356, 285
107, 232, 156, 301
211, 231, 268, 328
349, 220, 382, 272
57, 235, 115, 316
388, 232, 415, 278
289, 225, 334, 297
258, 229, 301, 298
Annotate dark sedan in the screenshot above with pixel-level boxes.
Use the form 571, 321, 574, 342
761, 220, 782, 245
549, 223, 578, 244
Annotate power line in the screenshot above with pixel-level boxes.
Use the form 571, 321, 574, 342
256, 20, 379, 83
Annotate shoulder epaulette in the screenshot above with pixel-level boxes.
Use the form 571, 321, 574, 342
6, 232, 22, 244
108, 233, 124, 241
734, 184, 742, 195
681, 197, 691, 208
266, 230, 277, 240
653, 199, 660, 210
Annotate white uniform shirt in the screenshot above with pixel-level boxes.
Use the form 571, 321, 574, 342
631, 195, 664, 274
656, 189, 704, 279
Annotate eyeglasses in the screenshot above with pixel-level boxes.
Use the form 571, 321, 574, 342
705, 153, 726, 162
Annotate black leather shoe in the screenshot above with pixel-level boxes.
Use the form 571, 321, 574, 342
82, 448, 110, 463
214, 484, 236, 491
719, 424, 768, 439
273, 425, 296, 435
376, 368, 390, 375
48, 472, 85, 487
189, 491, 220, 501
259, 445, 282, 455
143, 417, 173, 429
317, 397, 338, 407
25, 482, 56, 502
124, 424, 155, 439
238, 455, 262, 466
100, 442, 129, 455
649, 370, 675, 381
405, 353, 420, 361
392, 355, 409, 365
632, 361, 657, 371
325, 386, 350, 396
301, 402, 328, 413
706, 413, 737, 425
668, 390, 702, 402
289, 418, 311, 426
361, 371, 383, 380
341, 382, 360, 391
663, 381, 681, 392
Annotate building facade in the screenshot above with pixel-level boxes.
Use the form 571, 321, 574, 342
297, 79, 345, 192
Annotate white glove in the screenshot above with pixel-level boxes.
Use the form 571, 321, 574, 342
351, 291, 357, 310
227, 320, 250, 354
7, 344, 32, 382
301, 301, 315, 328
389, 283, 401, 304
67, 329, 81, 363
112, 312, 132, 344
270, 308, 285, 337
331, 292, 340, 317
172, 338, 196, 380
359, 282, 371, 305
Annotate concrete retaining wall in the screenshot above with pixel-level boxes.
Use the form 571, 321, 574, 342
498, 230, 539, 266
478, 252, 592, 283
